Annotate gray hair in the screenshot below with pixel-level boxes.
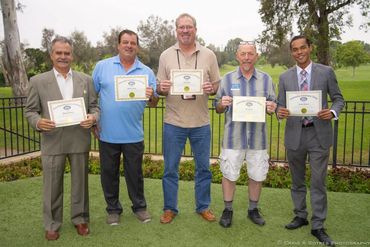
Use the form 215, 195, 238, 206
175, 13, 197, 28
49, 36, 73, 54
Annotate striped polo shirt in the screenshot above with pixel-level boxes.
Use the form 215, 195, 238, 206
215, 67, 276, 150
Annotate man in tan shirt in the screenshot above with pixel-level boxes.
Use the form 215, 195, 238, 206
156, 13, 220, 224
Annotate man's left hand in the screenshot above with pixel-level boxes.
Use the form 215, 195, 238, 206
266, 101, 277, 114
80, 114, 96, 128
202, 81, 214, 95
317, 109, 334, 120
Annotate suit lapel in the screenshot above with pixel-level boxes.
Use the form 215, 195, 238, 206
72, 71, 84, 98
46, 70, 64, 100
310, 63, 317, 90
289, 67, 299, 91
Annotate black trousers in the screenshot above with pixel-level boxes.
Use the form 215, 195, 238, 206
99, 140, 147, 214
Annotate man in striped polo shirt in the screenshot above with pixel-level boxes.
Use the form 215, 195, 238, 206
215, 41, 277, 228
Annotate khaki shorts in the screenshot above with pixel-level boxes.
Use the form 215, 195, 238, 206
219, 148, 269, 182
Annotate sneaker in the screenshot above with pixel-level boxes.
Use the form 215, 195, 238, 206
135, 210, 151, 223
219, 208, 233, 228
106, 213, 120, 225
247, 208, 265, 226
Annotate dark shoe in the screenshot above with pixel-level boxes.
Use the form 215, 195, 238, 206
160, 210, 176, 224
75, 223, 89, 236
311, 228, 335, 246
106, 213, 120, 225
198, 209, 216, 222
285, 216, 309, 230
45, 230, 59, 241
247, 208, 265, 226
219, 208, 233, 228
135, 210, 152, 223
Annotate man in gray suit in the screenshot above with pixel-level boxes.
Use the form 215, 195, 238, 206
25, 36, 99, 241
277, 35, 344, 247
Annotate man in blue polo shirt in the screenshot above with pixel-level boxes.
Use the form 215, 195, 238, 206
92, 29, 158, 225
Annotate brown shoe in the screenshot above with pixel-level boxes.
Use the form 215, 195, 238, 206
45, 230, 59, 241
75, 223, 89, 236
160, 210, 176, 224
199, 209, 216, 222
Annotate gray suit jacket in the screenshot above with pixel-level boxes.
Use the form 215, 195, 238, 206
277, 63, 345, 150
25, 70, 100, 155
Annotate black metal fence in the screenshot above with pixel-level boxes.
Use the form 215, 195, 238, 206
1, 97, 369, 167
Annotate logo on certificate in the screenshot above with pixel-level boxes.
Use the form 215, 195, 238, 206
63, 105, 71, 110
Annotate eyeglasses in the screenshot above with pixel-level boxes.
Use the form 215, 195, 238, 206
177, 25, 194, 31
239, 41, 255, 45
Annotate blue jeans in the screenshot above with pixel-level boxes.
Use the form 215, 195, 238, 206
162, 123, 212, 213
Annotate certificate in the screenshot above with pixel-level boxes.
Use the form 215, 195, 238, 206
170, 69, 203, 95
286, 90, 322, 116
232, 96, 266, 122
48, 97, 87, 127
115, 75, 148, 101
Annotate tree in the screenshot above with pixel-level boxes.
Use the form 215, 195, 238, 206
207, 44, 227, 67
1, 0, 28, 96
336, 40, 370, 76
261, 38, 295, 68
69, 30, 97, 73
259, 0, 370, 66
137, 15, 176, 72
96, 26, 123, 58
24, 47, 50, 77
41, 28, 55, 53
224, 38, 243, 64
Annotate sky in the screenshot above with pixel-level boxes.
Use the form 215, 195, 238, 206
1, 0, 369, 49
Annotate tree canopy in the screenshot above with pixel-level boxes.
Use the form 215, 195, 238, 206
259, 0, 370, 65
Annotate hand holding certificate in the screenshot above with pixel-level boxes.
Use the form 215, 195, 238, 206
232, 96, 266, 122
170, 69, 203, 95
48, 97, 87, 127
115, 75, 148, 101
286, 90, 322, 116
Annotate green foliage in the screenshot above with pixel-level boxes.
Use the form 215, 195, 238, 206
258, 0, 369, 65
1, 156, 369, 193
336, 40, 370, 76
137, 15, 177, 72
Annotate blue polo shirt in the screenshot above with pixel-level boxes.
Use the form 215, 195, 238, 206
92, 56, 157, 143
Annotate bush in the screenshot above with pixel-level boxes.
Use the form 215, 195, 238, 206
1, 155, 369, 194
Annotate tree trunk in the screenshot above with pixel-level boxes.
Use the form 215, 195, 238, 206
315, 11, 330, 65
1, 0, 29, 96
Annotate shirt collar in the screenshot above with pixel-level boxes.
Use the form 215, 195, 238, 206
53, 68, 72, 78
173, 41, 201, 53
113, 55, 142, 70
296, 62, 312, 76
237, 67, 257, 80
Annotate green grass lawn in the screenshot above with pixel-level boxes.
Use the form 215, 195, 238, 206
0, 175, 369, 247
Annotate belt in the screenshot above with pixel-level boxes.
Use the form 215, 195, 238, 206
302, 122, 314, 128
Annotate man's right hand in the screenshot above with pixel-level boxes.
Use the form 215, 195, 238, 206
157, 80, 171, 94
277, 107, 290, 119
37, 118, 56, 131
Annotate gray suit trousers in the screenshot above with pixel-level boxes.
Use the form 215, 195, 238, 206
42, 153, 89, 231
286, 127, 329, 230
